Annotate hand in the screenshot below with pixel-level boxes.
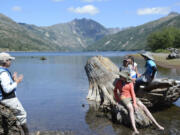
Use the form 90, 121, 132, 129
13, 72, 17, 80
137, 73, 141, 78
18, 74, 23, 83
14, 73, 23, 84
133, 103, 138, 112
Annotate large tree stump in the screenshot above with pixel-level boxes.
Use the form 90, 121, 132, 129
0, 103, 22, 135
85, 56, 180, 127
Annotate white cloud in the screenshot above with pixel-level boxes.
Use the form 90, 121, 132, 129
68, 5, 99, 15
137, 7, 171, 15
81, 0, 107, 2
52, 0, 64, 2
12, 6, 22, 12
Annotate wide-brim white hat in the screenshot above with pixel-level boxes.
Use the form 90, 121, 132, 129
140, 52, 154, 60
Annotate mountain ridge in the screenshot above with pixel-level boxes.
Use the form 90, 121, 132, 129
0, 14, 120, 51
0, 12, 180, 52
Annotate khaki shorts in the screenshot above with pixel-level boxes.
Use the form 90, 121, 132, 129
120, 97, 140, 107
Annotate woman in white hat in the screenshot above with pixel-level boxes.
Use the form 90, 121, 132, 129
114, 71, 164, 134
0, 52, 29, 135
134, 52, 157, 91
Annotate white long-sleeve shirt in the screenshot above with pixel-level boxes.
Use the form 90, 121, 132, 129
0, 71, 17, 94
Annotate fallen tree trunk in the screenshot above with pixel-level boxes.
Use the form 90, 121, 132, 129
167, 48, 180, 59
136, 78, 180, 107
167, 52, 180, 59
85, 56, 180, 127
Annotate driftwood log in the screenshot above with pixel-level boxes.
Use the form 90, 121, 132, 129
136, 78, 180, 107
167, 48, 180, 59
85, 56, 180, 127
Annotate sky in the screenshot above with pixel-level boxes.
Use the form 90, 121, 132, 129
0, 0, 180, 28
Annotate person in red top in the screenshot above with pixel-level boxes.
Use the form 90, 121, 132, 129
114, 71, 164, 134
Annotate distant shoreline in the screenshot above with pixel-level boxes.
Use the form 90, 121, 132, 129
131, 52, 180, 69
7, 51, 180, 69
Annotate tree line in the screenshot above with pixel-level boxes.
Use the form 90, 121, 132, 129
147, 27, 180, 51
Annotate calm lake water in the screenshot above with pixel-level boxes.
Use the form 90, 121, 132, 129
9, 51, 180, 135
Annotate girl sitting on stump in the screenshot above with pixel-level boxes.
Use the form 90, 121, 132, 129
114, 71, 164, 134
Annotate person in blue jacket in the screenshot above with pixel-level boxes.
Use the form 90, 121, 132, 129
0, 52, 29, 135
134, 52, 157, 91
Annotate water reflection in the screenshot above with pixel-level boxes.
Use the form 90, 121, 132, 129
85, 101, 180, 135
85, 101, 130, 135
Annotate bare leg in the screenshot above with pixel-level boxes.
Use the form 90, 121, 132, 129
137, 101, 164, 130
127, 103, 139, 134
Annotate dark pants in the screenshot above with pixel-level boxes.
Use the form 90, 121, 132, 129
134, 77, 147, 91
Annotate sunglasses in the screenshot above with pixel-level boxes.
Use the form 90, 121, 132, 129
6, 59, 12, 62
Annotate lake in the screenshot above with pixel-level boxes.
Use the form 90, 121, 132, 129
9, 51, 180, 135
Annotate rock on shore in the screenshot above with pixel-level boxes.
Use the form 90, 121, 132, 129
0, 103, 21, 135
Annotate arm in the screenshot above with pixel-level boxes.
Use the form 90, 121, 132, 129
151, 66, 157, 80
114, 81, 120, 102
134, 63, 141, 77
0, 72, 17, 94
135, 66, 141, 77
147, 60, 157, 80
